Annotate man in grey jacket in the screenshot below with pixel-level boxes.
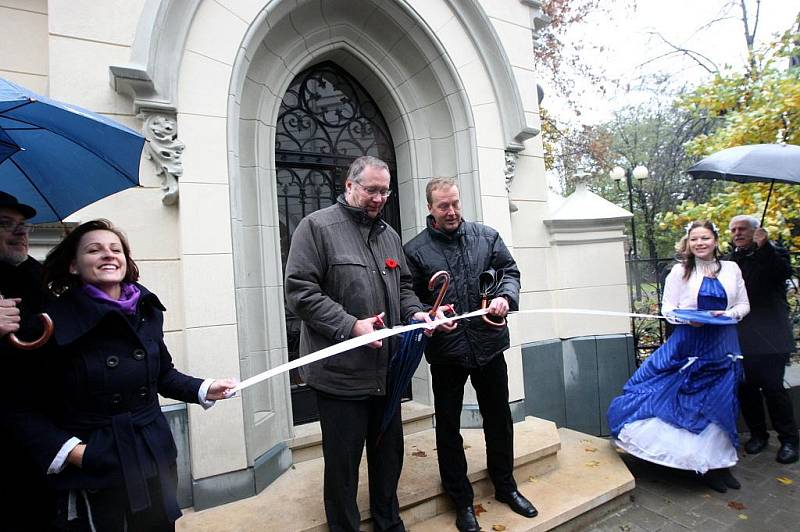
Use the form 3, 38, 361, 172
285, 156, 435, 532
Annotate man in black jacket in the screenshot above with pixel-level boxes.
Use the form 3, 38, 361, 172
0, 191, 56, 530
728, 215, 798, 464
404, 177, 536, 532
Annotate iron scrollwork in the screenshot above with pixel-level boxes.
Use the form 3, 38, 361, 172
276, 62, 395, 166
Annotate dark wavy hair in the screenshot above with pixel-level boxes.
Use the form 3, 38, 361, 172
675, 220, 721, 280
44, 219, 140, 296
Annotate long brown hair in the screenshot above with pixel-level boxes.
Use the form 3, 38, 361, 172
44, 219, 140, 296
675, 220, 721, 280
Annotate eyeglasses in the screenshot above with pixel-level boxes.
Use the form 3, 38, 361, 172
354, 181, 392, 199
0, 219, 34, 234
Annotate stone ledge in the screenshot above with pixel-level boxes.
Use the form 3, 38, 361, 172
176, 417, 560, 531
289, 401, 435, 463
410, 428, 635, 531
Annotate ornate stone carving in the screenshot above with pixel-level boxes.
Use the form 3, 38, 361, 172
142, 113, 183, 205
504, 150, 519, 213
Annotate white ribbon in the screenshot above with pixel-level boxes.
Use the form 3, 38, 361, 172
231, 307, 666, 393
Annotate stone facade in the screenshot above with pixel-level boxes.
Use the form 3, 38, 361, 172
1, 0, 634, 508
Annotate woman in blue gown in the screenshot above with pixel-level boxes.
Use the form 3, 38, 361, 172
608, 221, 750, 492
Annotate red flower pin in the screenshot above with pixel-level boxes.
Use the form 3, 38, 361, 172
385, 258, 399, 269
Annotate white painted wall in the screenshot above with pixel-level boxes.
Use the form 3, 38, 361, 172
0, 0, 48, 93
8, 0, 634, 483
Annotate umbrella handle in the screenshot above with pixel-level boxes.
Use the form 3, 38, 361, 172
428, 271, 450, 317
481, 296, 506, 328
6, 313, 54, 350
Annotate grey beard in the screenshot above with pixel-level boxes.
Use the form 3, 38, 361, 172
0, 250, 27, 266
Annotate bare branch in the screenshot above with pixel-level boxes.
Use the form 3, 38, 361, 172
644, 31, 720, 74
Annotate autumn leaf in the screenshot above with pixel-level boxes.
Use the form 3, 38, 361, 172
492, 525, 507, 531
463, 444, 472, 450
728, 501, 746, 511
585, 460, 600, 467
411, 450, 427, 458
738, 514, 749, 520
776, 476, 794, 485
474, 504, 487, 516
584, 446, 598, 453
528, 476, 537, 483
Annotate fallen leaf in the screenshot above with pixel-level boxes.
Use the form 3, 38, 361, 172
474, 504, 487, 516
727, 501, 746, 511
492, 525, 506, 531
776, 476, 794, 485
463, 444, 472, 450
580, 439, 592, 445
528, 475, 537, 483
738, 514, 748, 520
411, 450, 427, 458
585, 460, 600, 467
584, 446, 598, 453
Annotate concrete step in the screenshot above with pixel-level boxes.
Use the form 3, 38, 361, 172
409, 428, 635, 532
176, 417, 561, 532
289, 400, 435, 463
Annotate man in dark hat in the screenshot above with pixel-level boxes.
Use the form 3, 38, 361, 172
0, 190, 56, 529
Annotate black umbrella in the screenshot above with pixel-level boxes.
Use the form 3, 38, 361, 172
687, 143, 800, 224
377, 271, 451, 442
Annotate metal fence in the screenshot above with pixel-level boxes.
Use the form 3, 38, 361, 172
625, 251, 800, 363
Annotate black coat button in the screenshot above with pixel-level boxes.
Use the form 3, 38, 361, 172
137, 386, 148, 398
133, 349, 146, 360
106, 355, 119, 368
110, 393, 122, 405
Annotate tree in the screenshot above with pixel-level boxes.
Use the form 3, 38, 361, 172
661, 19, 800, 251
603, 102, 719, 258
536, 0, 613, 113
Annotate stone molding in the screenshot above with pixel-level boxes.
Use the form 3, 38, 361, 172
544, 183, 631, 245
108, 0, 202, 115
448, 0, 539, 149
141, 113, 183, 205
520, 0, 552, 37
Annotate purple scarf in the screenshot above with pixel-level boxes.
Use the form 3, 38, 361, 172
81, 282, 141, 315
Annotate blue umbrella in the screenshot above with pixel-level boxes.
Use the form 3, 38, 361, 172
0, 77, 145, 223
377, 271, 451, 441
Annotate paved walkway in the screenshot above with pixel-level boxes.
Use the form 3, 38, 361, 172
589, 434, 799, 531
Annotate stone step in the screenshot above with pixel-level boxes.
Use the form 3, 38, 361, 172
289, 400, 436, 463
409, 428, 635, 532
176, 417, 561, 532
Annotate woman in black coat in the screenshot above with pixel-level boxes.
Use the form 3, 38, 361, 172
18, 220, 236, 531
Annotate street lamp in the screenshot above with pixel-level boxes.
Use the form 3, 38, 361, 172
610, 164, 649, 258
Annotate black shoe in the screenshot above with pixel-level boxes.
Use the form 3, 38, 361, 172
776, 442, 799, 464
700, 470, 727, 493
495, 490, 538, 518
720, 468, 741, 489
455, 505, 480, 532
744, 435, 769, 455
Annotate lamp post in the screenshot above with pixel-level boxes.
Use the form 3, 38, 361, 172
611, 164, 648, 304
610, 164, 649, 258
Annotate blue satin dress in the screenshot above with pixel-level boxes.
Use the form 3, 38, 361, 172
607, 276, 743, 473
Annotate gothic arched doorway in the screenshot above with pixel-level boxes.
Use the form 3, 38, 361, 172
275, 61, 399, 424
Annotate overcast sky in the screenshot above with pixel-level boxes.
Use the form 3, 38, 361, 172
543, 0, 800, 125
